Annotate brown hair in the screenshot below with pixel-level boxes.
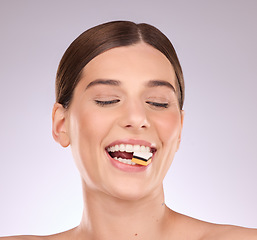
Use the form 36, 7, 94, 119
56, 20, 185, 109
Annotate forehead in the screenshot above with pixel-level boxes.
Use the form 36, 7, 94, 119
80, 43, 176, 88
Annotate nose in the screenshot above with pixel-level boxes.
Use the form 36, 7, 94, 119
119, 100, 150, 130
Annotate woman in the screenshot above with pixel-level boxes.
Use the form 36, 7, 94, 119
2, 21, 257, 240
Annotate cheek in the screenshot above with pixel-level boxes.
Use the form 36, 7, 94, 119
153, 111, 181, 144
71, 107, 109, 144
68, 107, 112, 188
69, 106, 117, 170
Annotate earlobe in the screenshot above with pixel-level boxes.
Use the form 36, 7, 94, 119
52, 103, 70, 148
180, 110, 185, 128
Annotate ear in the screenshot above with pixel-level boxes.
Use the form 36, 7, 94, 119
176, 110, 184, 152
52, 103, 70, 148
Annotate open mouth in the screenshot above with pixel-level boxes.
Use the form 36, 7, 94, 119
106, 144, 156, 166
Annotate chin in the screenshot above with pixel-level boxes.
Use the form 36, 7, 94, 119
105, 179, 157, 202
110, 189, 149, 202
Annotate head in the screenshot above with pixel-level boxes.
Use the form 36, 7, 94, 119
52, 21, 185, 200
55, 20, 184, 110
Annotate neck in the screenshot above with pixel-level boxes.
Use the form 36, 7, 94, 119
75, 181, 172, 240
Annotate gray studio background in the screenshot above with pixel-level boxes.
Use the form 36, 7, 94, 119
0, 0, 256, 236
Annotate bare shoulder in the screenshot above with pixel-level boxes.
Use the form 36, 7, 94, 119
169, 210, 215, 239
169, 210, 257, 240
0, 228, 76, 240
0, 236, 55, 240
0, 237, 43, 240
205, 224, 257, 240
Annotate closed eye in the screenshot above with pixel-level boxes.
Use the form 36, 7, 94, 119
146, 101, 169, 108
95, 99, 120, 106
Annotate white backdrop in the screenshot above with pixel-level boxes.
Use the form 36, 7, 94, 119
0, 0, 256, 236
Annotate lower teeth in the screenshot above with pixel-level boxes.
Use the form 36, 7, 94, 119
114, 157, 136, 165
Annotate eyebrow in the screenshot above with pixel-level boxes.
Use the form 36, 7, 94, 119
85, 79, 121, 90
146, 80, 176, 92
85, 79, 175, 92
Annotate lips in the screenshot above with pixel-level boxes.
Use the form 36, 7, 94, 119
105, 140, 157, 167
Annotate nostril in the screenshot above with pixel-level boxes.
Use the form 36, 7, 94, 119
125, 124, 147, 129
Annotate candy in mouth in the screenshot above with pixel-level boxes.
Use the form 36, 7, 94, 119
131, 151, 152, 166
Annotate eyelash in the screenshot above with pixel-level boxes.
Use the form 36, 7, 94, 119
146, 101, 169, 108
95, 100, 169, 108
95, 99, 120, 106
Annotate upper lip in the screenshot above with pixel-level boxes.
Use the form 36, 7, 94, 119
105, 139, 157, 152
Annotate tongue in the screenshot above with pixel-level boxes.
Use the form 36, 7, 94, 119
110, 151, 133, 159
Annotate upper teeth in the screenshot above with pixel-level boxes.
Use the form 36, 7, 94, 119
107, 144, 151, 153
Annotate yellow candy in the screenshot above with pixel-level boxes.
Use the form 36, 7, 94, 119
132, 157, 152, 166
131, 151, 152, 166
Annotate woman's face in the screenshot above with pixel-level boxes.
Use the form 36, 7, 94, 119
62, 43, 183, 200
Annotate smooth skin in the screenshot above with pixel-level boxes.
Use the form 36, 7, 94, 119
2, 43, 256, 240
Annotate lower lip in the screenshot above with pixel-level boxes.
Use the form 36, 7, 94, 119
106, 151, 152, 172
